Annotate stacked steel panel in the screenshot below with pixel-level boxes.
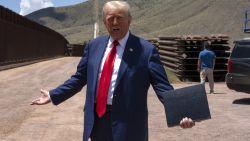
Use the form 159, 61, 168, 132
157, 34, 230, 81
147, 38, 159, 49
67, 44, 85, 56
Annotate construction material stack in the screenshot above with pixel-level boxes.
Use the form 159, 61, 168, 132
147, 38, 159, 49
156, 34, 230, 81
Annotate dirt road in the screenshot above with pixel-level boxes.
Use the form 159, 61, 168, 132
0, 57, 250, 141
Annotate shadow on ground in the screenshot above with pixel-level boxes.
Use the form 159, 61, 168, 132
233, 98, 250, 105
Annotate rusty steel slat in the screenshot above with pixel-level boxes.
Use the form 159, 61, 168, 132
158, 35, 182, 41
14, 12, 18, 24
17, 15, 21, 25
158, 45, 178, 51
159, 55, 180, 63
2, 6, 6, 20
158, 50, 179, 57
10, 11, 14, 23
0, 21, 5, 62
6, 8, 11, 21
210, 34, 229, 41
210, 40, 228, 45
158, 40, 180, 46
147, 38, 158, 43
0, 6, 3, 19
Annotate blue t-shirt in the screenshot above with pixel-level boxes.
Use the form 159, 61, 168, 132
198, 49, 216, 69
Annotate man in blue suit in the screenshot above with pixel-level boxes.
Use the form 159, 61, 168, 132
31, 1, 195, 141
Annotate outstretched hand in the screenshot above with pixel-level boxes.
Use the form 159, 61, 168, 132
180, 117, 195, 128
31, 89, 51, 105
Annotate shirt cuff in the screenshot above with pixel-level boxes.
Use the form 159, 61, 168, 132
48, 91, 55, 105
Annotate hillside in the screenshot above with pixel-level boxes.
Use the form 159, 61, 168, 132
26, 0, 250, 45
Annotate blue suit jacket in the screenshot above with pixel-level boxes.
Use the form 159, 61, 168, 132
49, 33, 173, 141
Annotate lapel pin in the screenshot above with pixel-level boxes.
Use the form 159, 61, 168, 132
129, 48, 133, 52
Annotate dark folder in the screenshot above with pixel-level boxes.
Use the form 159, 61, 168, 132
163, 84, 211, 127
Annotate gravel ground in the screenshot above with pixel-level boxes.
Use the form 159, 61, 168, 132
0, 57, 250, 141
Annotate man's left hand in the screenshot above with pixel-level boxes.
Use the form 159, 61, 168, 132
180, 117, 195, 128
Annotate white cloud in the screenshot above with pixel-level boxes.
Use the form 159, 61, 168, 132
19, 0, 54, 15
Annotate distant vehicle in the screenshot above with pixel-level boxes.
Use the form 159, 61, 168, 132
226, 38, 250, 93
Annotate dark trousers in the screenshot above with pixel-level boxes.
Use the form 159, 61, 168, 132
90, 105, 113, 141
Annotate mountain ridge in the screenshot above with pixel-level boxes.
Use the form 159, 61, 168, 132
26, 0, 250, 44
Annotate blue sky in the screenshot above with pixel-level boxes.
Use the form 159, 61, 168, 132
0, 0, 87, 15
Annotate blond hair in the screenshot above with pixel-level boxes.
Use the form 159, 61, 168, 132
102, 1, 131, 19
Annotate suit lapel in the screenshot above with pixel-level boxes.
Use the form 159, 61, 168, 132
115, 34, 137, 89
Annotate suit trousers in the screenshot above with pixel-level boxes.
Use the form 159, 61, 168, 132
90, 105, 113, 141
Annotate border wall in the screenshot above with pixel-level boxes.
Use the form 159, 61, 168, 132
0, 5, 68, 67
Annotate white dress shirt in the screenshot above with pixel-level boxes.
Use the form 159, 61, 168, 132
97, 31, 130, 105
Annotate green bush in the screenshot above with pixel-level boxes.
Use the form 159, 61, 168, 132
165, 67, 179, 83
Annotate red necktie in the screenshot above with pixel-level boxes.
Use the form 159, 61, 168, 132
96, 40, 119, 117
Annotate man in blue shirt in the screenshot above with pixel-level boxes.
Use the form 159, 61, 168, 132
197, 41, 216, 94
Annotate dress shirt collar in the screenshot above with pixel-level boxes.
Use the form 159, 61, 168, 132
109, 31, 130, 49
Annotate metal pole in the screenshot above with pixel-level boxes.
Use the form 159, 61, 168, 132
94, 0, 99, 38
